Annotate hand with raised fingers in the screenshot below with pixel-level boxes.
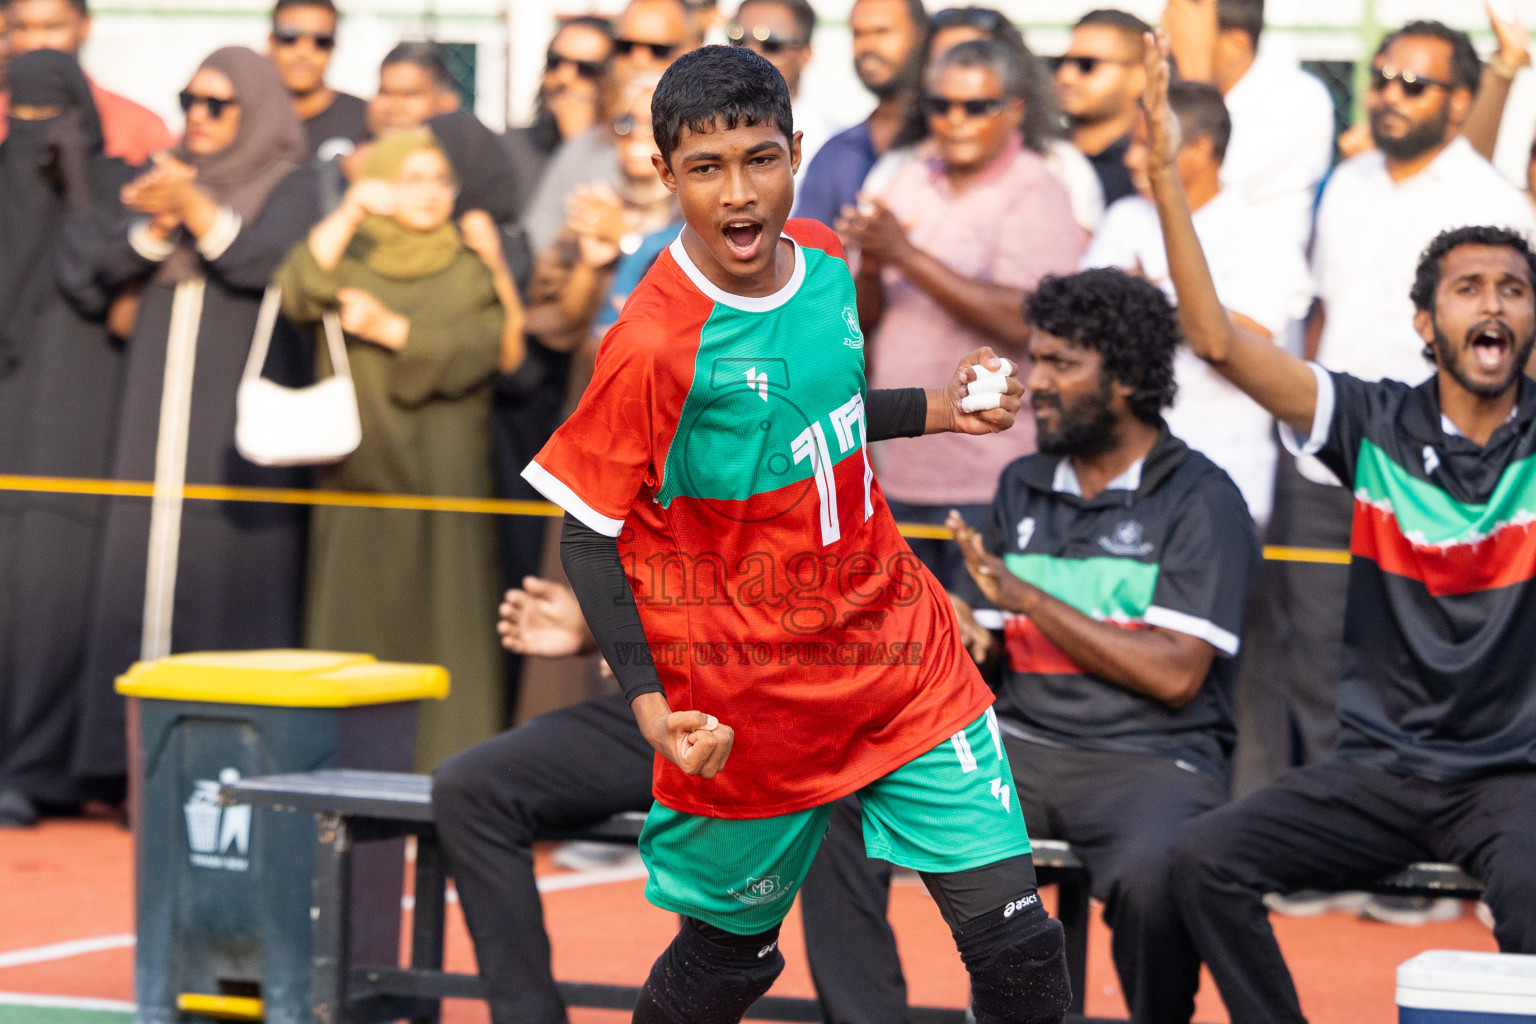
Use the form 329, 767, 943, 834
496, 576, 593, 657
949, 509, 1035, 615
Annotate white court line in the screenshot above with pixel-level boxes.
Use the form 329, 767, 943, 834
0, 935, 135, 970
0, 991, 136, 1012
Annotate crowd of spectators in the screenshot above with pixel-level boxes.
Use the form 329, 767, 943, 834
2, 0, 1536, 1018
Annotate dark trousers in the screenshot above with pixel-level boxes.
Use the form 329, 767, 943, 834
1238, 458, 1351, 789
883, 499, 990, 592
433, 693, 906, 1024
1171, 760, 1536, 1024
1008, 740, 1226, 1024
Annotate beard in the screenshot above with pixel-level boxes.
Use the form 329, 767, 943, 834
1432, 319, 1536, 400
1370, 104, 1450, 162
1034, 378, 1120, 457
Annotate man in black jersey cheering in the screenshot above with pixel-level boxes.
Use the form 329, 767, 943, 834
1139, 28, 1536, 1024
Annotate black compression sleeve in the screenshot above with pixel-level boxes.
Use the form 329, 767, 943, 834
559, 514, 664, 704
866, 387, 928, 441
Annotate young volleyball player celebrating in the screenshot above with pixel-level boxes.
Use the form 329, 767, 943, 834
523, 46, 1071, 1024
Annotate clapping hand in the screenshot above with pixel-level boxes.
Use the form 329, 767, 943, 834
342, 178, 399, 223
122, 153, 198, 235
567, 183, 630, 267
950, 510, 1035, 615
336, 287, 409, 350
835, 193, 910, 266
458, 209, 506, 270
496, 577, 594, 657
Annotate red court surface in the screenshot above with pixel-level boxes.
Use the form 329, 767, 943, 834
0, 819, 1499, 1022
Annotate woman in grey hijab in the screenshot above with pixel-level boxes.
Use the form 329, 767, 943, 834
63, 46, 322, 790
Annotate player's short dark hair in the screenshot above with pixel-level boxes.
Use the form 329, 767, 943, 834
4, 0, 88, 12
382, 40, 454, 91
1073, 8, 1151, 46
272, 0, 336, 22
1217, 0, 1263, 47
1026, 269, 1180, 424
1376, 20, 1482, 93
736, 0, 817, 44
1169, 79, 1231, 163
1410, 225, 1536, 314
651, 44, 793, 166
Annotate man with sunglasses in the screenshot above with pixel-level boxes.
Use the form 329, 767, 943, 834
1054, 9, 1148, 208
728, 0, 840, 179
521, 0, 694, 258
1253, 21, 1536, 874
268, 0, 367, 160
0, 0, 172, 163
1162, 0, 1332, 254
503, 16, 614, 225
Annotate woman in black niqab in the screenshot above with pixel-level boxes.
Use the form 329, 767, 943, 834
0, 50, 134, 827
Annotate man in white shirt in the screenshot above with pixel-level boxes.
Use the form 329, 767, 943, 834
1163, 0, 1334, 252
727, 0, 842, 182
1258, 19, 1536, 830
1083, 79, 1311, 525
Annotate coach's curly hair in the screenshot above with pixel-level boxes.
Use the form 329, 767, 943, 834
1025, 269, 1180, 424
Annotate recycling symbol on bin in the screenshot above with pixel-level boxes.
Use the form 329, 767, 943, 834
185, 768, 251, 871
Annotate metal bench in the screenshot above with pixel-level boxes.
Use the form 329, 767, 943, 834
222, 769, 1099, 1024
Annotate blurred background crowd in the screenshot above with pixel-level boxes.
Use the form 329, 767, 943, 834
1, 0, 1534, 843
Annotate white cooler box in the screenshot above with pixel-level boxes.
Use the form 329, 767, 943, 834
1399, 951, 1536, 1024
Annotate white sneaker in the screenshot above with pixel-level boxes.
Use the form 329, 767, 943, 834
1263, 890, 1370, 916
1359, 895, 1464, 925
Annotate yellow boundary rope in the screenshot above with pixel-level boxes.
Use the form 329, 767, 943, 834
0, 475, 1351, 563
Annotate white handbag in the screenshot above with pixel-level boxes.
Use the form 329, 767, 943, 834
236, 286, 362, 467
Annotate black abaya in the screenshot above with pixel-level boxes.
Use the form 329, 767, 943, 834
0, 54, 134, 808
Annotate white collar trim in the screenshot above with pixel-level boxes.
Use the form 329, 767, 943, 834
668, 231, 805, 312
1053, 457, 1144, 496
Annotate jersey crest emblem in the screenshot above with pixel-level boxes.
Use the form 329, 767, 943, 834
1099, 520, 1154, 557
842, 306, 864, 349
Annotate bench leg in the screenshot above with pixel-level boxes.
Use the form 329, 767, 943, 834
313, 812, 354, 1024
1054, 876, 1090, 1016
408, 833, 447, 1024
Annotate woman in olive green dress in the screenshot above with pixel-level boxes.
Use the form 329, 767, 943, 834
277, 130, 525, 768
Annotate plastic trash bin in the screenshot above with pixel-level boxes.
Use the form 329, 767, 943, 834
1399, 950, 1536, 1024
117, 650, 448, 1024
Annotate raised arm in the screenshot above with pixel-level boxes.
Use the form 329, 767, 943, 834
1142, 30, 1318, 435
1463, 0, 1529, 160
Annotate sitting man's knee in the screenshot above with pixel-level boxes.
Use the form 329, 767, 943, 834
637, 917, 786, 1024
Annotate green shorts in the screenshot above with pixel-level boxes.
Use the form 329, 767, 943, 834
638, 708, 1032, 933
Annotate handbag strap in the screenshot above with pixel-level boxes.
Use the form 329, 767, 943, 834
242, 285, 282, 383
321, 310, 352, 383
241, 285, 354, 384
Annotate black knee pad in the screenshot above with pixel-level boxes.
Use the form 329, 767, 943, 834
634, 917, 786, 1024
956, 897, 1072, 1024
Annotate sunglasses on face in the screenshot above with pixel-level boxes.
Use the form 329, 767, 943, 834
179, 91, 239, 118
1051, 55, 1134, 76
1369, 64, 1456, 98
613, 37, 679, 60
929, 7, 1007, 33
273, 27, 336, 50
545, 50, 607, 79
925, 95, 1007, 119
726, 22, 805, 55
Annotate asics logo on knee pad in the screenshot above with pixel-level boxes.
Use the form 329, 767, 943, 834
1003, 892, 1039, 919
757, 940, 779, 958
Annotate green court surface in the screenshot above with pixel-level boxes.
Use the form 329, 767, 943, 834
0, 1003, 133, 1024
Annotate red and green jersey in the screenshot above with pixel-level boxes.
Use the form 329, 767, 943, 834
1287, 366, 1536, 782
524, 220, 993, 818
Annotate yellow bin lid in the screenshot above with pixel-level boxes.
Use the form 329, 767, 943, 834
115, 650, 449, 707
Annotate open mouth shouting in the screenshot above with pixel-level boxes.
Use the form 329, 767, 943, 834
722, 218, 766, 262
1468, 319, 1515, 373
